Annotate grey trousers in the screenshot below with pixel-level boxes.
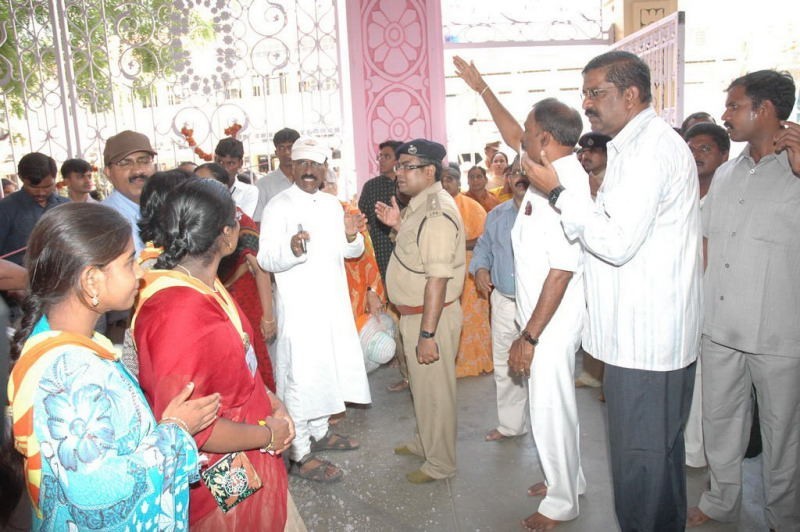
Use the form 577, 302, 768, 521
699, 336, 800, 531
604, 361, 695, 532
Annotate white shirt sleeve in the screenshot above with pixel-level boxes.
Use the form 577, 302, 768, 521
546, 160, 589, 272
557, 151, 665, 266
257, 198, 308, 273
343, 232, 365, 259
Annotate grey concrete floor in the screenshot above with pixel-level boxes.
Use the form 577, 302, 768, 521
290, 364, 770, 532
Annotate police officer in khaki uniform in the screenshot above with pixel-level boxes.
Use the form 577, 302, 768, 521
375, 139, 466, 484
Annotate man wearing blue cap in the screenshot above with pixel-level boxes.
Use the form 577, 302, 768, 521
376, 138, 466, 484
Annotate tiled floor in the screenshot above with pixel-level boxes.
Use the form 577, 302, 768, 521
1, 362, 769, 532
290, 364, 769, 531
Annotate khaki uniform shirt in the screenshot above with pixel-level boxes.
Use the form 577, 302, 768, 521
386, 182, 466, 307
702, 148, 800, 357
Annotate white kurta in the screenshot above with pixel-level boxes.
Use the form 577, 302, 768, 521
511, 154, 588, 521
258, 185, 371, 421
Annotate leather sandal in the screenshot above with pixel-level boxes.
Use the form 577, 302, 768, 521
310, 430, 360, 452
291, 455, 343, 483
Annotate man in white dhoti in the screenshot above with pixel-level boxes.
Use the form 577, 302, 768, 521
258, 136, 371, 483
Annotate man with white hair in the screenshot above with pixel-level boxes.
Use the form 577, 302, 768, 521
258, 136, 372, 483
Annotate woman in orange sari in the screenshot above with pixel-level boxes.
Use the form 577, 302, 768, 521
321, 178, 386, 321
442, 165, 493, 377
465, 165, 500, 213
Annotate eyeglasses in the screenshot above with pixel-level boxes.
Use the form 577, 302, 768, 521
688, 144, 715, 154
294, 159, 324, 169
394, 163, 431, 172
112, 155, 154, 168
581, 87, 615, 101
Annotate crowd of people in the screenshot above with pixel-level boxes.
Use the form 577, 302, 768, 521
1, 48, 799, 532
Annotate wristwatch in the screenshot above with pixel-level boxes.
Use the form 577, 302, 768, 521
548, 185, 566, 207
520, 330, 539, 346
419, 330, 435, 339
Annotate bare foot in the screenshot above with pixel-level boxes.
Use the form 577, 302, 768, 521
329, 411, 345, 426
485, 429, 509, 442
527, 482, 548, 497
686, 507, 713, 528
387, 378, 409, 392
522, 512, 561, 531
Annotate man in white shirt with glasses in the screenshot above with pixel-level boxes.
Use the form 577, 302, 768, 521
523, 51, 702, 532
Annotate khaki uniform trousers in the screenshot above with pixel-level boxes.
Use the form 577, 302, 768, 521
387, 302, 408, 379
399, 301, 462, 479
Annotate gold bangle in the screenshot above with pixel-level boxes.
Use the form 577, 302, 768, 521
160, 416, 190, 434
258, 419, 275, 453
479, 85, 489, 97
261, 316, 275, 325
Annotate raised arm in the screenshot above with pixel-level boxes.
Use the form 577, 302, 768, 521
453, 56, 523, 151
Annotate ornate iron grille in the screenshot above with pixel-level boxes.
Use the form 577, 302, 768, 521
0, 0, 342, 172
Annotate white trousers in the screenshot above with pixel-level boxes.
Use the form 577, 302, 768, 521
490, 290, 527, 436
528, 336, 586, 521
290, 415, 329, 462
684, 355, 706, 467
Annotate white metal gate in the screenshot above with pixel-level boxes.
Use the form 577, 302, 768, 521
612, 11, 685, 126
0, 0, 342, 172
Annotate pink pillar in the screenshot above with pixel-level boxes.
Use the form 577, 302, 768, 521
346, 0, 448, 191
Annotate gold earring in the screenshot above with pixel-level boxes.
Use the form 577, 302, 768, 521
91, 293, 100, 307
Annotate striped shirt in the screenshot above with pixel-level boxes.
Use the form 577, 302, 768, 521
556, 107, 703, 371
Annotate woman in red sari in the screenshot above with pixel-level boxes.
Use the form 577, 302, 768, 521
196, 163, 276, 391
133, 179, 294, 531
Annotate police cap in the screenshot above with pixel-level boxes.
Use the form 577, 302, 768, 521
396, 139, 447, 161
578, 132, 611, 150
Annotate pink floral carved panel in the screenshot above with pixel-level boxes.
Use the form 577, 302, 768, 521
347, 0, 448, 190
